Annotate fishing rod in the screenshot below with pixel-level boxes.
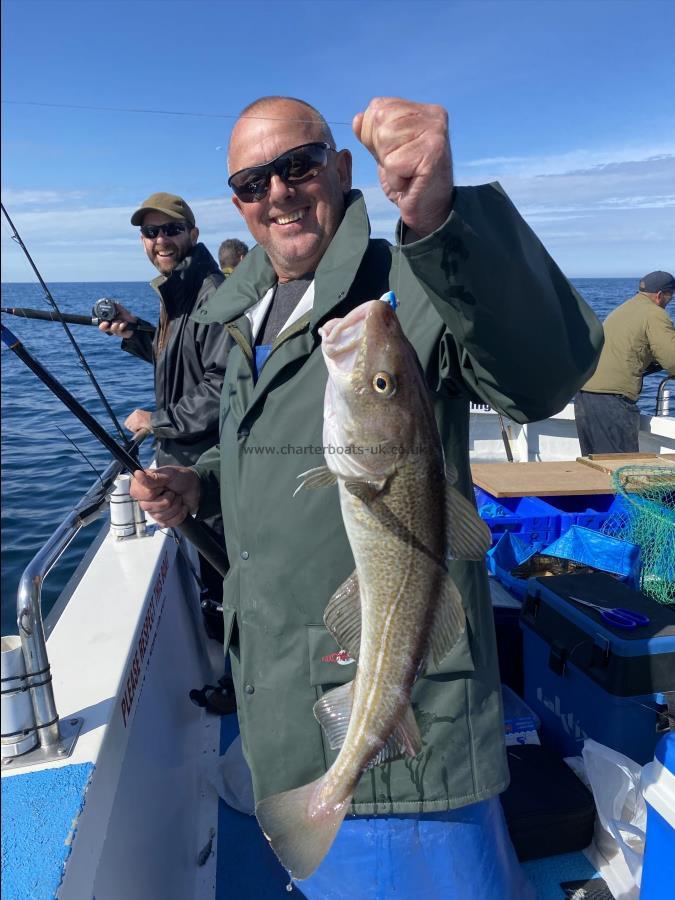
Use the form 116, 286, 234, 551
1, 323, 229, 577
497, 412, 514, 463
1, 300, 155, 333
1, 202, 129, 447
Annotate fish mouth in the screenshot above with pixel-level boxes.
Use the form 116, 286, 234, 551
319, 300, 382, 374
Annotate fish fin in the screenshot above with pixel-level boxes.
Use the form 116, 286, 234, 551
256, 776, 351, 880
445, 463, 458, 484
344, 479, 385, 504
366, 703, 422, 768
313, 681, 354, 750
393, 702, 423, 757
425, 571, 467, 669
324, 570, 361, 661
293, 466, 337, 497
444, 481, 492, 560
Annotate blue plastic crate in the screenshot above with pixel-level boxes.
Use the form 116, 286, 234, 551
474, 487, 562, 546
539, 493, 626, 534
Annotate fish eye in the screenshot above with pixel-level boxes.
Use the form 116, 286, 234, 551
372, 371, 396, 396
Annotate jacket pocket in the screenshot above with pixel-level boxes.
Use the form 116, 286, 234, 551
307, 625, 357, 687
221, 607, 237, 654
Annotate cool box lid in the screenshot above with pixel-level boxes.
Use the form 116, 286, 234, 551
520, 573, 675, 697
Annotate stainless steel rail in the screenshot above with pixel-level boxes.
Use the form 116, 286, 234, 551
655, 375, 673, 416
14, 432, 149, 754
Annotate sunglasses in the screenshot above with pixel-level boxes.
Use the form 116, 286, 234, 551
228, 142, 334, 203
140, 222, 191, 239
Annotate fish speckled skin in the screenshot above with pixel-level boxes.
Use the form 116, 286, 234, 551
255, 299, 491, 879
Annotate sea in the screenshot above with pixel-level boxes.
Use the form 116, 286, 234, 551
1, 278, 672, 635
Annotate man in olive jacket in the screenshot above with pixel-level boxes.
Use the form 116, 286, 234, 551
131, 98, 603, 895
575, 270, 675, 455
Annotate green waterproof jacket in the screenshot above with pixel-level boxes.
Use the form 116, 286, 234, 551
191, 185, 603, 813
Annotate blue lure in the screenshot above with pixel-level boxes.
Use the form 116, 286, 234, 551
379, 291, 398, 311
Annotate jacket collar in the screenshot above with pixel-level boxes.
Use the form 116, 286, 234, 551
309, 189, 371, 328
193, 190, 371, 330
151, 242, 220, 309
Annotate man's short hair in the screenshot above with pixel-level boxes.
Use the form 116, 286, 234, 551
219, 238, 249, 269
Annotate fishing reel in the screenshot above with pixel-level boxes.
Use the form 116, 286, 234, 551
92, 298, 155, 334
92, 298, 119, 323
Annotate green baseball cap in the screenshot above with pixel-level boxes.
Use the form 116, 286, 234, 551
130, 192, 196, 227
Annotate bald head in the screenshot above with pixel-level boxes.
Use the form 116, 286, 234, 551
228, 97, 335, 175
225, 95, 352, 282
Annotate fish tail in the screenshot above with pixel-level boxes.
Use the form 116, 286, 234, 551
255, 776, 351, 880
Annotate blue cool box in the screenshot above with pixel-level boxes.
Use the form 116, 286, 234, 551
520, 573, 675, 765
641, 733, 675, 899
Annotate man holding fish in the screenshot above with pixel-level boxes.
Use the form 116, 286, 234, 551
130, 96, 603, 896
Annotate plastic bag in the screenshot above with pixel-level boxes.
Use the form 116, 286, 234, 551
542, 526, 641, 584
204, 734, 255, 815
486, 531, 537, 574
582, 738, 646, 895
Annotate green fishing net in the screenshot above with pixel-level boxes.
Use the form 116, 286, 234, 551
602, 465, 675, 605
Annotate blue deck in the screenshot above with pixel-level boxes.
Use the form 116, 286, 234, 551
1, 762, 94, 900
214, 717, 600, 899
216, 715, 302, 898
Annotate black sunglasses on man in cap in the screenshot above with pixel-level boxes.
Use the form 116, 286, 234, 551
140, 222, 192, 240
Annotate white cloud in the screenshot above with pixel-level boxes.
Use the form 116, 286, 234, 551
452, 145, 675, 275
2, 141, 674, 280
1, 188, 88, 206
462, 144, 675, 178
0, 196, 251, 281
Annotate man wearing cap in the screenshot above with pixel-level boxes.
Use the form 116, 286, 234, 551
100, 192, 230, 637
575, 271, 675, 456
218, 238, 249, 276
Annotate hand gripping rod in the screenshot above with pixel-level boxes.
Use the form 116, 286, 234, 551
1, 324, 228, 577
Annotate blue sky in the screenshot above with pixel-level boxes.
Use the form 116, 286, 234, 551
1, 0, 673, 281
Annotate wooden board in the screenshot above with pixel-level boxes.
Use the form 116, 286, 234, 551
470, 461, 614, 497
576, 453, 675, 475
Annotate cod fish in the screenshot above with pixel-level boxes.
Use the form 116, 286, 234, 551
255, 297, 491, 879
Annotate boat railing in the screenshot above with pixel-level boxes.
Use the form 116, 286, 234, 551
655, 375, 673, 416
2, 431, 149, 768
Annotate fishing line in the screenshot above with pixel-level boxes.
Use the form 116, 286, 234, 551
395, 194, 404, 306
2, 99, 352, 127
1, 203, 129, 448
55, 425, 104, 487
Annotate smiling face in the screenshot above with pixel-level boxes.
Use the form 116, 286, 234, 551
140, 211, 198, 276
228, 99, 352, 282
